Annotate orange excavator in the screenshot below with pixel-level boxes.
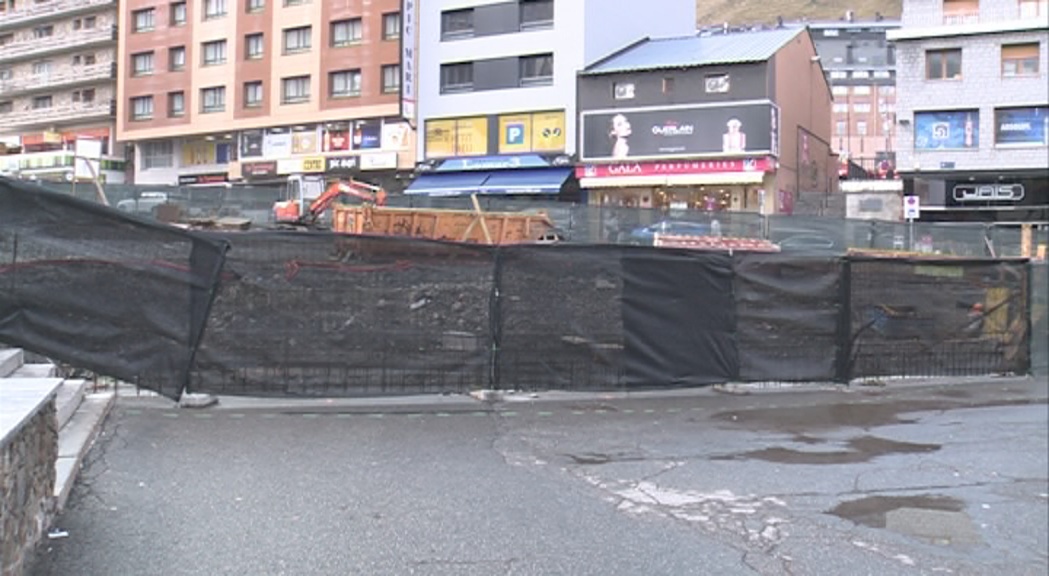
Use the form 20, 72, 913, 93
272, 175, 387, 227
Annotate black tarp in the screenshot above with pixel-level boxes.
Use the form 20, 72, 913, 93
0, 177, 228, 398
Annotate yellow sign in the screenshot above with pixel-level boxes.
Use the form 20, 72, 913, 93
424, 119, 457, 158
531, 111, 565, 152
182, 140, 216, 167
454, 117, 488, 156
498, 114, 533, 154
301, 156, 324, 172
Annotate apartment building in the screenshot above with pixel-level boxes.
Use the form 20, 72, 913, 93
807, 16, 901, 177
889, 0, 1048, 222
117, 0, 414, 188
405, 0, 695, 199
0, 0, 124, 183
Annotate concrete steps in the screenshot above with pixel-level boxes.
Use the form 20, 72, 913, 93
1, 348, 113, 513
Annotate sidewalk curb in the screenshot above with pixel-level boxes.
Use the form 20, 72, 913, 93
54, 391, 116, 513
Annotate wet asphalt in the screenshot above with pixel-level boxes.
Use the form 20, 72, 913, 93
29, 378, 1049, 576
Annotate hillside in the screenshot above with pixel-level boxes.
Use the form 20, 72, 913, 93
697, 0, 903, 26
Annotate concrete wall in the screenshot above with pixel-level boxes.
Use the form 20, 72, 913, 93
894, 30, 1049, 174
0, 400, 57, 576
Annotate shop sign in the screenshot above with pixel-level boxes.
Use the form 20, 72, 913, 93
359, 152, 398, 171
914, 110, 979, 150
952, 183, 1025, 202
580, 102, 777, 161
575, 157, 773, 178
326, 155, 359, 173
242, 161, 278, 178
400, 0, 418, 122
994, 106, 1048, 146
301, 156, 325, 172
436, 154, 550, 172
424, 116, 488, 158
178, 173, 228, 185
497, 111, 566, 154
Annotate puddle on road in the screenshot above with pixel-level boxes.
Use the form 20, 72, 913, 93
711, 397, 1044, 433
713, 435, 940, 465
828, 495, 982, 546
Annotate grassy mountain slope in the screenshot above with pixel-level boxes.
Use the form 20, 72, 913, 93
697, 0, 903, 26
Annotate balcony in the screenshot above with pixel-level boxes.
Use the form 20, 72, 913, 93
942, 11, 980, 25
0, 99, 115, 131
0, 0, 116, 31
0, 62, 114, 97
0, 26, 117, 64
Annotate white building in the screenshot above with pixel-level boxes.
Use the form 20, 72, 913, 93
889, 0, 1048, 222
407, 0, 696, 199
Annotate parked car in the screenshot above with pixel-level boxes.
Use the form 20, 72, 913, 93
627, 220, 712, 245
774, 234, 839, 253
116, 191, 170, 215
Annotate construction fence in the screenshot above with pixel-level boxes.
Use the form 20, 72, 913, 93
0, 179, 1039, 400
35, 181, 1047, 259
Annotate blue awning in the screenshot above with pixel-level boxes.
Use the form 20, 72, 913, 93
405, 168, 572, 197
404, 171, 491, 196
480, 168, 572, 195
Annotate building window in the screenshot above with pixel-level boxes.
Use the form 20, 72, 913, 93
851, 70, 870, 79
440, 62, 473, 92
33, 25, 53, 38
833, 103, 849, 113
283, 26, 311, 53
244, 81, 263, 107
32, 95, 52, 109
247, 0, 264, 12
133, 8, 155, 32
879, 85, 895, 96
823, 29, 840, 36
0, 101, 13, 114
245, 33, 264, 59
835, 120, 847, 135
0, 68, 11, 80
284, 0, 306, 5
853, 103, 871, 113
170, 2, 186, 25
141, 141, 174, 169
329, 69, 361, 97
1002, 43, 1040, 76
0, 34, 12, 47
281, 75, 310, 103
204, 0, 226, 19
131, 52, 154, 76
1019, 0, 1048, 17
202, 40, 227, 66
31, 60, 50, 75
168, 91, 184, 117
854, 85, 872, 96
856, 121, 868, 136
201, 86, 226, 113
381, 64, 400, 93
662, 77, 675, 94
519, 0, 553, 29
131, 95, 153, 120
383, 12, 401, 40
942, 0, 979, 24
613, 82, 635, 100
83, 16, 96, 28
441, 8, 473, 39
873, 70, 892, 79
829, 70, 847, 79
330, 19, 362, 47
832, 85, 849, 96
704, 74, 730, 93
519, 53, 553, 86
926, 48, 962, 80
169, 46, 186, 70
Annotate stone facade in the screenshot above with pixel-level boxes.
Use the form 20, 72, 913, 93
0, 401, 57, 576
894, 30, 1049, 173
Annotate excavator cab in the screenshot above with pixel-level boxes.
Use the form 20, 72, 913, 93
272, 173, 387, 226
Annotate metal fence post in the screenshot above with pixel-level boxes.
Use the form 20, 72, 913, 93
835, 256, 853, 383
489, 247, 504, 390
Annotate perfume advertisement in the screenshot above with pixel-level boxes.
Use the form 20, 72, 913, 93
994, 106, 1049, 146
913, 110, 979, 150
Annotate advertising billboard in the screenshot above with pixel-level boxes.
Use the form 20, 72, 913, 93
579, 101, 777, 162
425, 116, 488, 158
995, 106, 1048, 146
913, 110, 979, 150
497, 111, 566, 154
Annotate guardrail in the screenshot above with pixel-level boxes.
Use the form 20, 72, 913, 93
0, 0, 115, 29
0, 26, 116, 63
0, 99, 115, 130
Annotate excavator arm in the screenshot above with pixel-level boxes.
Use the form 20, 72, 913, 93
288, 179, 387, 225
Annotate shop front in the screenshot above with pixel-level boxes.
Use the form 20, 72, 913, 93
576, 157, 775, 212
404, 110, 578, 200
906, 171, 1049, 223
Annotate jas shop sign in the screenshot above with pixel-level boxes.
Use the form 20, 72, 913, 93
579, 101, 779, 162
576, 157, 774, 178
995, 106, 1048, 146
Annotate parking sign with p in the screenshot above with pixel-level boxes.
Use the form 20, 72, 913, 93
498, 114, 532, 153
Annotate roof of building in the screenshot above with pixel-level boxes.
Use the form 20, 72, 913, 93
582, 27, 806, 75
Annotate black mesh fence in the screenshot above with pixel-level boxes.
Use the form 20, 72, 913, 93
847, 257, 1030, 379
0, 178, 228, 398
1031, 262, 1048, 379
1, 178, 1039, 398
188, 232, 495, 397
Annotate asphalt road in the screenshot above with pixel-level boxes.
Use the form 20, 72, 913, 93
30, 378, 1049, 576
